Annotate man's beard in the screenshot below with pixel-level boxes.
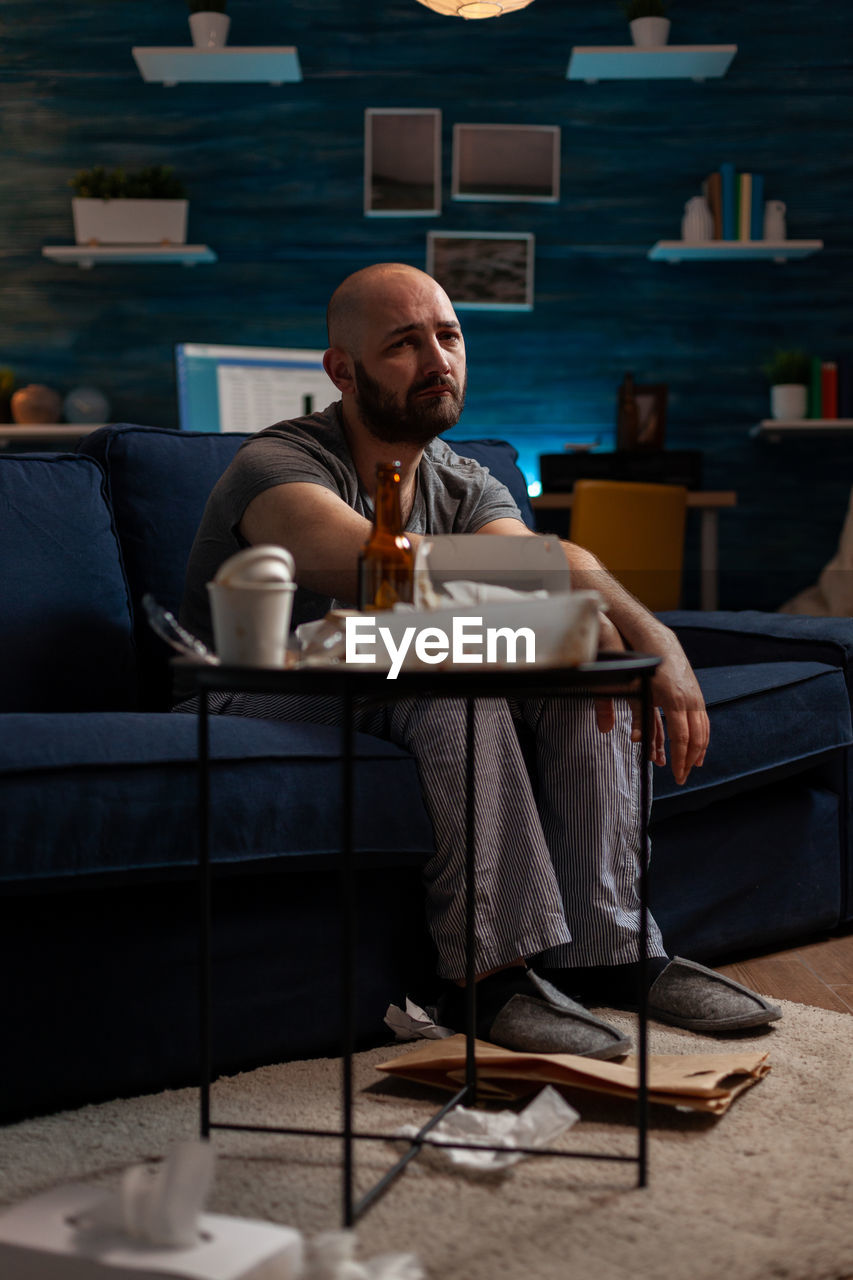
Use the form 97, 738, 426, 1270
352, 361, 467, 446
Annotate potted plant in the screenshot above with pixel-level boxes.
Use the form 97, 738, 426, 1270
187, 0, 230, 48
763, 350, 811, 421
69, 166, 189, 246
621, 0, 671, 48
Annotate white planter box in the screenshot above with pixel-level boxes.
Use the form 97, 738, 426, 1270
72, 198, 188, 245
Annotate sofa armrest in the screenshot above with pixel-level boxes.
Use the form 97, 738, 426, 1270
659, 610, 853, 684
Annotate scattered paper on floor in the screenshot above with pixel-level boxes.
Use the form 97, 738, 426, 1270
377, 1035, 771, 1115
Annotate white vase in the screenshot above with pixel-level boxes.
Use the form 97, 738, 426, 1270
681, 195, 714, 242
629, 17, 671, 48
72, 198, 188, 245
770, 384, 807, 421
189, 12, 230, 48
763, 200, 787, 241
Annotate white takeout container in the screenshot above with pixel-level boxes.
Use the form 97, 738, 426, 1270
346, 590, 603, 674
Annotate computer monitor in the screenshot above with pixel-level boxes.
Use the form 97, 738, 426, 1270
175, 343, 337, 433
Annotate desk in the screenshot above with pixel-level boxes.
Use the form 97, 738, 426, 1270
532, 491, 737, 611
191, 654, 659, 1224
0, 424, 102, 450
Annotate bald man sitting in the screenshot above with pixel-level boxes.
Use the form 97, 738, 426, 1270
177, 263, 781, 1055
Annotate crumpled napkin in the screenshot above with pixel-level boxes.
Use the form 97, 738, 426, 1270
72, 1140, 215, 1247
302, 1230, 424, 1280
384, 997, 454, 1041
393, 1086, 579, 1172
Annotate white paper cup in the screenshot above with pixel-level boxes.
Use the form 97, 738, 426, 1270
207, 580, 296, 667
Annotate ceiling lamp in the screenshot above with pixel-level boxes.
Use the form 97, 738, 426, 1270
415, 0, 535, 19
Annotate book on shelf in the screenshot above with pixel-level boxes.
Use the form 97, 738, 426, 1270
838, 357, 853, 420
738, 173, 752, 241
750, 173, 764, 241
809, 356, 823, 419
821, 361, 839, 419
720, 162, 737, 240
701, 171, 723, 239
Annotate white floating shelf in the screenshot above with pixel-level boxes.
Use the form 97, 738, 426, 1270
567, 45, 737, 81
42, 245, 217, 268
649, 240, 824, 262
751, 419, 853, 439
132, 47, 302, 85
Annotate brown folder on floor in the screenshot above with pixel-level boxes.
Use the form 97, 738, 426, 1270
376, 1035, 771, 1115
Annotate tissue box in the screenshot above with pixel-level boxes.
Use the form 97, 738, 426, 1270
0, 1185, 303, 1280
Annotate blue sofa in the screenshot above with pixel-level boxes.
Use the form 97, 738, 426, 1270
2, 423, 851, 1123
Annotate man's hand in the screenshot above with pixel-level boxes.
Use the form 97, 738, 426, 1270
594, 613, 666, 767
648, 632, 709, 785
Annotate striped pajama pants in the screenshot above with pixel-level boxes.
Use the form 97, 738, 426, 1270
176, 691, 666, 981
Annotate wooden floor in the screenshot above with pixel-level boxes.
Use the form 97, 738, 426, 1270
716, 926, 853, 1014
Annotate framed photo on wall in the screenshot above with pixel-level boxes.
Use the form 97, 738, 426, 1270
427, 231, 535, 311
364, 108, 441, 216
452, 124, 560, 203
629, 384, 668, 450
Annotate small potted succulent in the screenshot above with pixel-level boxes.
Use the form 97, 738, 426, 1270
621, 0, 671, 48
763, 350, 811, 421
69, 165, 189, 246
187, 0, 230, 48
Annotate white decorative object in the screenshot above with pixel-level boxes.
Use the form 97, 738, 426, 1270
189, 12, 230, 47
629, 16, 671, 47
763, 199, 787, 241
63, 386, 110, 424
72, 198, 188, 245
414, 0, 534, 18
770, 384, 808, 421
681, 195, 714, 242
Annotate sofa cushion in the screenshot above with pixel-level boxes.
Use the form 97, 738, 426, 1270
78, 425, 534, 708
453, 438, 535, 528
0, 454, 135, 713
652, 660, 853, 817
0, 711, 435, 885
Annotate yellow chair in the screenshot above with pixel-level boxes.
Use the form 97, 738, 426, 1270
569, 479, 688, 612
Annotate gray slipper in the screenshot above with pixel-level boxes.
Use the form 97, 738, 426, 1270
646, 956, 783, 1032
488, 971, 632, 1059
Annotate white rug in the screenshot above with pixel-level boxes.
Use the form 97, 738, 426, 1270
1, 999, 852, 1280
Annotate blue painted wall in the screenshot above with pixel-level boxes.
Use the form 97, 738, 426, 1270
2, 0, 851, 608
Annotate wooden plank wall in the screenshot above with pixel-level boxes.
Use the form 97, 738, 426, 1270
2, 0, 851, 609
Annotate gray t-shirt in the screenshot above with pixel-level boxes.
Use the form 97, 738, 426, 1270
179, 400, 522, 657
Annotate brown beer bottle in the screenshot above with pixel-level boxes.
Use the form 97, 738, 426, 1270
358, 461, 414, 610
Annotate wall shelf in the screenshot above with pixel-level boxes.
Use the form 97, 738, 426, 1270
751, 419, 853, 440
649, 240, 824, 262
42, 245, 217, 268
567, 45, 737, 82
132, 47, 302, 85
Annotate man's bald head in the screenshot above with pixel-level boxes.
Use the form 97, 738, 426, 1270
326, 263, 448, 355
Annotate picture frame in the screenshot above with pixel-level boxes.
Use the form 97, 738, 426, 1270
630, 384, 668, 450
427, 231, 535, 311
364, 108, 441, 217
452, 124, 560, 203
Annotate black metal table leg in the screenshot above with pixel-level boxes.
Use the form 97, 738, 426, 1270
637, 671, 651, 1187
198, 687, 211, 1140
464, 695, 477, 1100
341, 689, 356, 1227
